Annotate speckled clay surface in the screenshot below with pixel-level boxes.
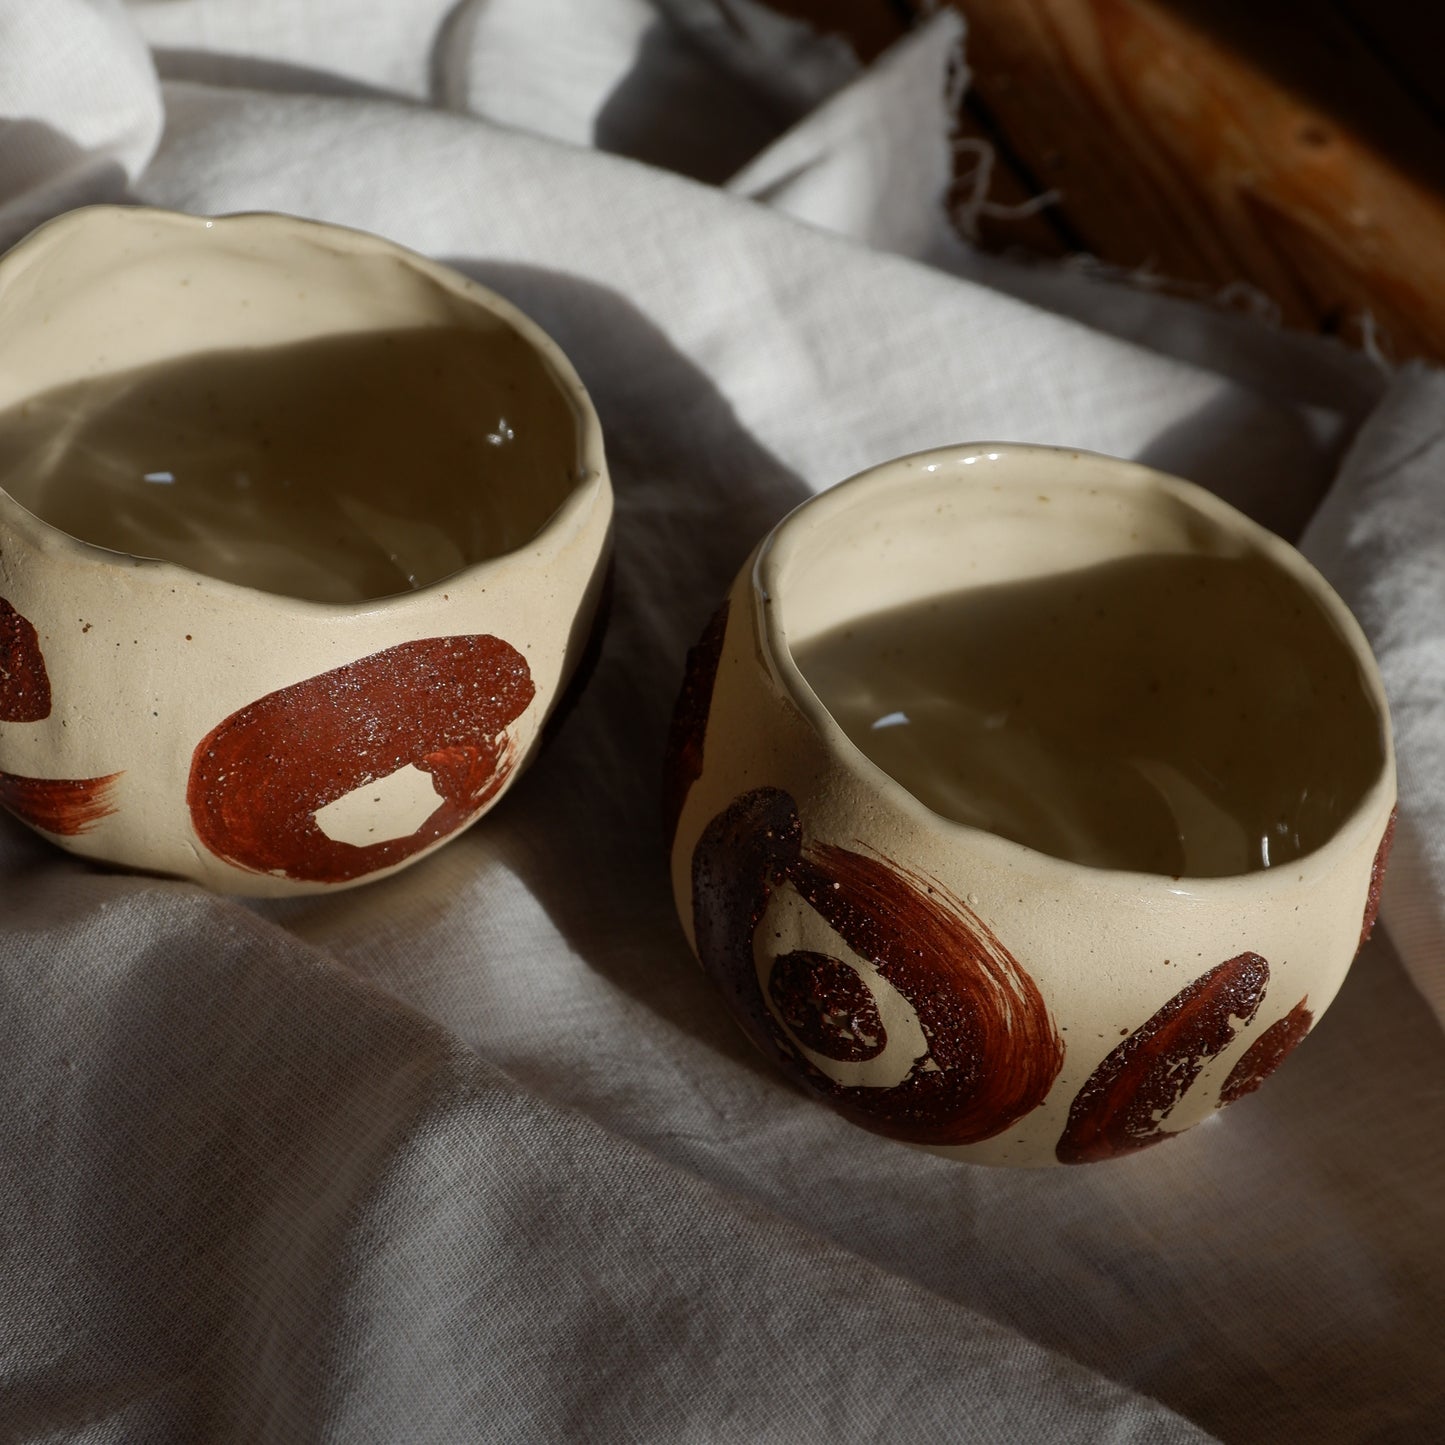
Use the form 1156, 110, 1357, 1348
665, 443, 1396, 1167
0, 206, 612, 895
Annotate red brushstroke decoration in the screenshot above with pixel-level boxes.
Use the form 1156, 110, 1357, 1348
1219, 996, 1313, 1106
1359, 807, 1397, 949
768, 949, 889, 1063
1055, 952, 1270, 1164
0, 598, 52, 722
188, 635, 534, 884
691, 786, 1064, 1146
0, 770, 120, 836
662, 601, 729, 844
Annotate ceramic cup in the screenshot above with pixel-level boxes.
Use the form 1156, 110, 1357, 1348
666, 443, 1395, 1166
0, 206, 612, 895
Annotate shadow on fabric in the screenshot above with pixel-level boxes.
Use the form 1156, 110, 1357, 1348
444, 260, 811, 1058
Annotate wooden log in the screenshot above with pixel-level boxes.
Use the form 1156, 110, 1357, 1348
763, 0, 1445, 363
934, 0, 1445, 361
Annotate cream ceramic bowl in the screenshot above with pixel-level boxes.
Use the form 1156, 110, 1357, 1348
666, 443, 1395, 1167
0, 206, 611, 895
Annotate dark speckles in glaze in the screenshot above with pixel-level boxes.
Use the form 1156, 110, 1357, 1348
0, 770, 121, 835
691, 785, 1063, 1147
0, 598, 52, 722
662, 601, 729, 844
768, 949, 888, 1063
691, 785, 803, 1050
1055, 952, 1270, 1164
786, 845, 1064, 1145
1219, 996, 1313, 1106
1360, 807, 1396, 949
187, 635, 533, 884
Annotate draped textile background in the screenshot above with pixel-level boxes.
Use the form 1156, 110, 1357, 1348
2, 4, 1443, 1440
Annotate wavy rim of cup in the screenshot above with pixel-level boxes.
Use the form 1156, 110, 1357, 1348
0, 204, 610, 616
753, 441, 1397, 893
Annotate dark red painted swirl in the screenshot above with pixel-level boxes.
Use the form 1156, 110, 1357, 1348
1219, 996, 1313, 1106
1055, 952, 1270, 1164
768, 950, 888, 1063
662, 601, 729, 845
0, 598, 51, 722
692, 785, 803, 1051
1360, 807, 1396, 949
0, 770, 120, 835
188, 635, 533, 884
691, 786, 1063, 1146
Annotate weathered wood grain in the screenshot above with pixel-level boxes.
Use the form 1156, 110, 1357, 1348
763, 0, 1445, 363
954, 0, 1445, 359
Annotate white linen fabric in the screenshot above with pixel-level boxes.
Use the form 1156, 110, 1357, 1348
2, 3, 1444, 1441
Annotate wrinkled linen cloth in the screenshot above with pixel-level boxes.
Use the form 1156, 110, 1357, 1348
3, 3, 1445, 1441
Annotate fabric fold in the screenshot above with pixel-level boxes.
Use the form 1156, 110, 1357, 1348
0, 0, 162, 247
0, 871, 1212, 1443
1302, 363, 1445, 1023
0, 4, 1442, 1441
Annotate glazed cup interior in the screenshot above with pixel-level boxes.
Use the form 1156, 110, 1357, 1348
762, 445, 1391, 881
0, 208, 593, 604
